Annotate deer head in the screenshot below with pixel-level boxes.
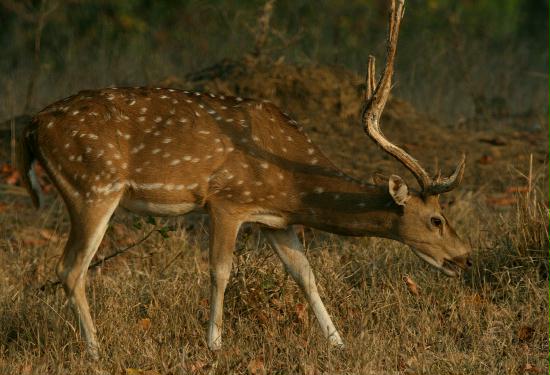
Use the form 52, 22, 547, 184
362, 0, 471, 276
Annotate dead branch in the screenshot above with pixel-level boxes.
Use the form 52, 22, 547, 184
252, 0, 276, 59
38, 227, 161, 292
24, 0, 60, 113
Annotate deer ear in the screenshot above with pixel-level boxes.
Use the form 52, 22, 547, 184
388, 175, 409, 206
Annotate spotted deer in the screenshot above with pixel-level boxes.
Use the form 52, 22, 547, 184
17, 0, 470, 358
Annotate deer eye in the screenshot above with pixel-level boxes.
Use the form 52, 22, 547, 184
431, 216, 444, 228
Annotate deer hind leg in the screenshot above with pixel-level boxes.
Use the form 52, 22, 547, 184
56, 197, 120, 359
207, 207, 241, 351
262, 226, 344, 346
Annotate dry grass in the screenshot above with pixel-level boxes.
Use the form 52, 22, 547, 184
0, 158, 547, 374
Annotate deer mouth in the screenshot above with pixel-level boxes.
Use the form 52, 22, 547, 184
411, 248, 461, 277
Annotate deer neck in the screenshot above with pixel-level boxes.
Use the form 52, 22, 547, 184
289, 168, 401, 239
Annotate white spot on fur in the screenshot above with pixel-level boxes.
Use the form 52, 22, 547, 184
131, 143, 145, 154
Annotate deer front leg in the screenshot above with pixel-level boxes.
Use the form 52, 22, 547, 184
262, 227, 344, 347
207, 207, 241, 351
56, 198, 119, 359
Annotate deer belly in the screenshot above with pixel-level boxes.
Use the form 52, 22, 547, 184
120, 197, 200, 216
119, 179, 205, 216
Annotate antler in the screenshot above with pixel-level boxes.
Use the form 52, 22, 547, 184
361, 0, 465, 196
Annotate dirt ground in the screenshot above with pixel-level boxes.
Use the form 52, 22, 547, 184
0, 62, 548, 374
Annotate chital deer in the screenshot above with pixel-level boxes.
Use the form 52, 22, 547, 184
17, 0, 470, 358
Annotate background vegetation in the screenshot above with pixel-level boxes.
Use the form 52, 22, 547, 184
0, 0, 548, 122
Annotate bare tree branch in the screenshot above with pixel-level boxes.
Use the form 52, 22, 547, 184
0, 0, 36, 22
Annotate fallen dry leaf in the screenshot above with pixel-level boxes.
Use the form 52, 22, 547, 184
257, 310, 270, 325
506, 186, 529, 194
295, 303, 308, 325
247, 356, 266, 375
486, 195, 516, 207
523, 363, 543, 373
5, 170, 20, 185
38, 228, 61, 242
19, 228, 49, 247
517, 325, 535, 342
462, 293, 485, 308
478, 154, 494, 165
137, 318, 151, 331
403, 275, 420, 296
189, 360, 207, 373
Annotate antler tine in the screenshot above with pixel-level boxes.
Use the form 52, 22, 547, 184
362, 0, 432, 191
424, 154, 466, 195
365, 55, 376, 101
